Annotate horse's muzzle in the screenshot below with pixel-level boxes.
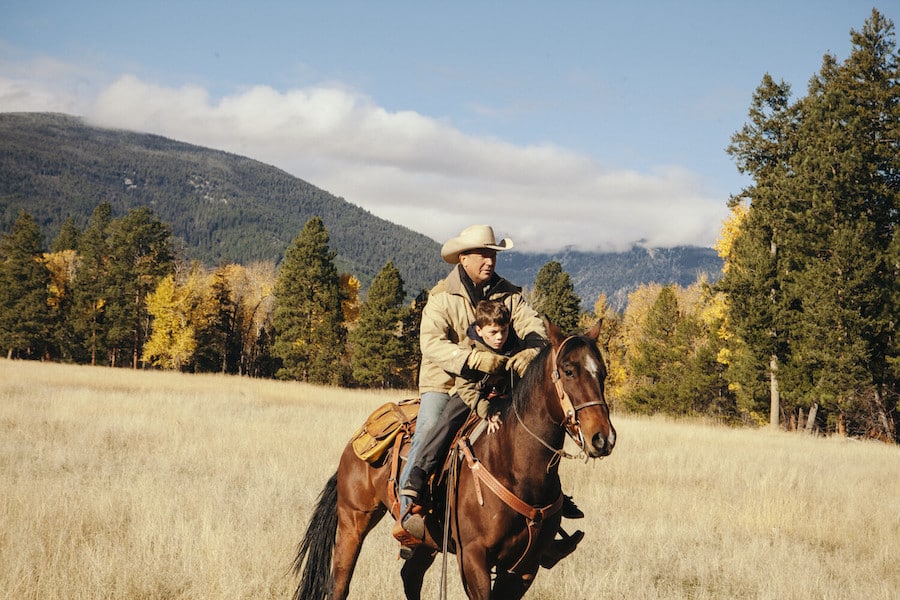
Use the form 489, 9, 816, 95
588, 429, 616, 458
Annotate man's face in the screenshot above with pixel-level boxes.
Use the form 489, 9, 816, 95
459, 248, 497, 286
476, 323, 509, 351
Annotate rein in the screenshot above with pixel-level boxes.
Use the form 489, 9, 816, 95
512, 401, 581, 467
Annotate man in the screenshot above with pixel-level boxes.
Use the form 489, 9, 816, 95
394, 224, 583, 564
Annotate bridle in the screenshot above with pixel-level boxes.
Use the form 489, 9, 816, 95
514, 335, 608, 464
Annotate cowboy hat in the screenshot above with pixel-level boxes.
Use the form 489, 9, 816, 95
440, 225, 514, 264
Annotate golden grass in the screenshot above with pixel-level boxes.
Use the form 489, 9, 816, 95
1, 358, 898, 599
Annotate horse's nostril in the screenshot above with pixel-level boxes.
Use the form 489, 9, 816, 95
592, 432, 614, 457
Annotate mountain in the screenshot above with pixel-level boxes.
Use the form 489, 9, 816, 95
0, 112, 722, 307
0, 112, 447, 295
501, 246, 722, 310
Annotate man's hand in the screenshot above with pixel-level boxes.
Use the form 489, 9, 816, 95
467, 349, 508, 374
506, 347, 541, 377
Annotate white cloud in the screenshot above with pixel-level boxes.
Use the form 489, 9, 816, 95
0, 62, 729, 252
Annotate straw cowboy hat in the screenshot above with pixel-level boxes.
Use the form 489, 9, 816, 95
440, 225, 514, 264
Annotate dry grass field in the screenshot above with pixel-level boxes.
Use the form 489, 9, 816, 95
1, 358, 898, 600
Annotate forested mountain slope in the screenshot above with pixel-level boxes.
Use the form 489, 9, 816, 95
0, 112, 447, 294
0, 112, 721, 304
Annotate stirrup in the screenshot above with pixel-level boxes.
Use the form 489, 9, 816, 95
392, 518, 423, 545
392, 514, 425, 560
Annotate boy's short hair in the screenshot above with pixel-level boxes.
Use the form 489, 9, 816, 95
475, 299, 511, 328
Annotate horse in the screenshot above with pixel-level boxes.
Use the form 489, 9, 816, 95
290, 320, 616, 599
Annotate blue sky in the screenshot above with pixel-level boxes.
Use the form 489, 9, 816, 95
0, 1, 890, 252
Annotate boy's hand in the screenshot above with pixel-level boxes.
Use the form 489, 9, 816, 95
467, 349, 508, 373
506, 347, 540, 377
487, 412, 503, 434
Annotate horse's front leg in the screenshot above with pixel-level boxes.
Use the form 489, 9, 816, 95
492, 568, 537, 600
400, 546, 436, 600
458, 547, 492, 600
332, 505, 386, 600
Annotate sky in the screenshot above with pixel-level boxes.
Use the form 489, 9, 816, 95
0, 1, 891, 253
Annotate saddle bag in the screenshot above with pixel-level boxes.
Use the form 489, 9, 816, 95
351, 398, 419, 463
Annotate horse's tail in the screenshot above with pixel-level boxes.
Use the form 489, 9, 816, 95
291, 472, 338, 600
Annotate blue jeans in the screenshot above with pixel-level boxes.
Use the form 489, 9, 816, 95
399, 391, 450, 514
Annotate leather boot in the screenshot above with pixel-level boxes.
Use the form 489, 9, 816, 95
400, 466, 428, 502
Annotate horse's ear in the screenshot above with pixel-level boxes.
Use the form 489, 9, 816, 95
586, 320, 603, 341
544, 317, 566, 347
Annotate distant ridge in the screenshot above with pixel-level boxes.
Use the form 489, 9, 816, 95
0, 112, 722, 307
501, 246, 722, 310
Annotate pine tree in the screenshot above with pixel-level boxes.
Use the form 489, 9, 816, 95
51, 217, 81, 252
722, 74, 799, 427
272, 217, 346, 384
626, 286, 684, 414
779, 10, 899, 437
531, 260, 582, 333
349, 261, 408, 388
195, 265, 239, 373
104, 207, 174, 368
0, 211, 52, 359
72, 202, 113, 365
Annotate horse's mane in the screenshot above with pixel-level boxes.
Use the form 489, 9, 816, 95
508, 332, 604, 415
508, 342, 554, 415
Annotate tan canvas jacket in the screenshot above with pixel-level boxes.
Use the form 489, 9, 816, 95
417, 266, 546, 394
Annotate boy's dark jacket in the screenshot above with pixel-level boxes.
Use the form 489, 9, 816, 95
455, 324, 525, 419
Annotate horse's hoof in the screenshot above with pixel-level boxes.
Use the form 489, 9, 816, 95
539, 530, 585, 569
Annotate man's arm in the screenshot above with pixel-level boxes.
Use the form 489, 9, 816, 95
419, 294, 470, 376
508, 294, 548, 346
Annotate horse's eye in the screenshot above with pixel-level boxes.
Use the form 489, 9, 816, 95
564, 367, 575, 377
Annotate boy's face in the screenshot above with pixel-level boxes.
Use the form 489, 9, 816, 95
476, 323, 509, 351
